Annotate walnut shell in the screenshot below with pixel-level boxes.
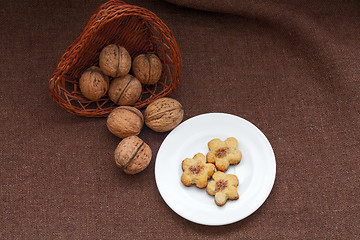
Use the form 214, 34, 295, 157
99, 44, 131, 78
115, 136, 152, 174
79, 66, 109, 101
132, 53, 162, 85
144, 97, 184, 132
107, 106, 144, 138
108, 74, 142, 106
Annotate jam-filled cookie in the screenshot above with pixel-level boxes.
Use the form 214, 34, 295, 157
206, 137, 242, 172
206, 171, 239, 206
181, 153, 215, 189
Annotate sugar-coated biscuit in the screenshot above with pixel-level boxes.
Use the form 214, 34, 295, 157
206, 171, 239, 206
181, 153, 215, 189
206, 137, 242, 172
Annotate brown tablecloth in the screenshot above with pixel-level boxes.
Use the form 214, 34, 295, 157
1, 0, 359, 239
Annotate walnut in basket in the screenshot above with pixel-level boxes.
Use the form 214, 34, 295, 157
108, 74, 142, 106
99, 44, 131, 78
132, 53, 162, 85
115, 135, 152, 175
144, 97, 184, 132
107, 106, 144, 138
79, 66, 109, 101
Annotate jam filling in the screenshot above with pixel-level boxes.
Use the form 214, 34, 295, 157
215, 180, 228, 192
189, 165, 203, 175
215, 147, 229, 158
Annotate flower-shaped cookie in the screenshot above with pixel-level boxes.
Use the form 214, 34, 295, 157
206, 137, 242, 172
206, 171, 239, 206
181, 153, 215, 189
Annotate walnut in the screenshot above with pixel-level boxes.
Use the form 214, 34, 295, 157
99, 44, 131, 78
144, 97, 184, 132
114, 136, 152, 174
132, 53, 162, 85
108, 74, 142, 106
79, 66, 109, 101
106, 106, 144, 138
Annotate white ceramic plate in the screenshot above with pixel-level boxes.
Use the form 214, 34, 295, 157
155, 113, 276, 226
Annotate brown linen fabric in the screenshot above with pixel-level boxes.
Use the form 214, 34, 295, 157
1, 0, 359, 239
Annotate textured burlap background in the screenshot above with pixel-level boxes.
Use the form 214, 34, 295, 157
1, 0, 359, 239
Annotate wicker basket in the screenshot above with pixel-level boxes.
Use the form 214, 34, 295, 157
49, 0, 182, 117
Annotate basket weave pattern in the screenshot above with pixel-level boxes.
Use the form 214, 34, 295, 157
49, 0, 182, 117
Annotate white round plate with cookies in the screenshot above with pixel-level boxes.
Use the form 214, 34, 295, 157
155, 113, 276, 226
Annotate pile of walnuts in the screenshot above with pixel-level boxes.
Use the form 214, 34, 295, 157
79, 44, 184, 174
